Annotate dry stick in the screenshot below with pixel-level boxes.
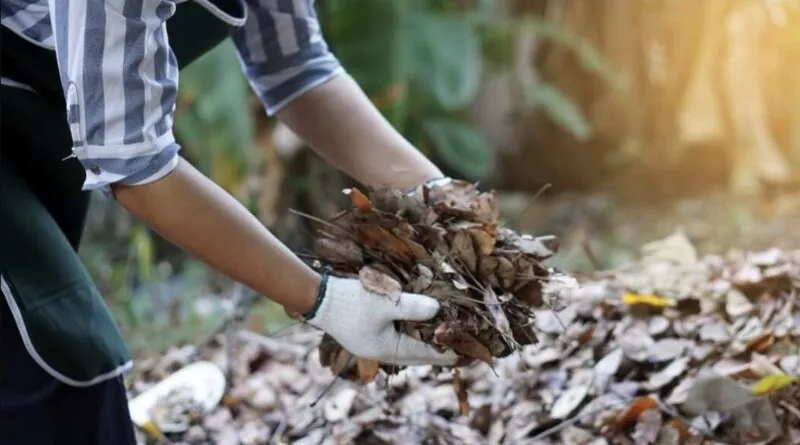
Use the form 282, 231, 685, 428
506, 183, 552, 229
310, 354, 356, 407
288, 208, 356, 237
779, 400, 800, 421
262, 378, 291, 445
192, 283, 250, 360
443, 253, 522, 353
236, 330, 309, 357
223, 283, 251, 384
530, 373, 625, 442
581, 236, 604, 271
290, 206, 405, 265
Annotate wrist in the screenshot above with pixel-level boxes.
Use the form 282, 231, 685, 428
283, 271, 323, 319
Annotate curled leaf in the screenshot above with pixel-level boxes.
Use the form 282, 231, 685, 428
344, 187, 373, 211
608, 396, 658, 432
356, 359, 381, 384
453, 368, 470, 416
434, 323, 493, 365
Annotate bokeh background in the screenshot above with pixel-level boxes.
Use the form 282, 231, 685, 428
79, 0, 800, 356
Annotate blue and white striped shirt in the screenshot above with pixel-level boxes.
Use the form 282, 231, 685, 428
1, 0, 343, 192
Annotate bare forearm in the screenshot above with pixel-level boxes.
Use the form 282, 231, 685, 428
111, 158, 319, 314
277, 73, 443, 189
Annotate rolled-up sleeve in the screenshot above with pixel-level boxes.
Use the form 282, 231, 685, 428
49, 0, 181, 193
231, 0, 344, 116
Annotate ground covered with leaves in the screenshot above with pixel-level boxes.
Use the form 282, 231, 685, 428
128, 185, 800, 445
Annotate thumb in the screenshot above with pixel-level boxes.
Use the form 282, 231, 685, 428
389, 292, 442, 321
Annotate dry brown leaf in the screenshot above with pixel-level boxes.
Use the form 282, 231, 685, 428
359, 266, 402, 302
453, 368, 470, 416
356, 359, 381, 384
313, 237, 364, 265
357, 226, 415, 265
345, 187, 373, 212
745, 331, 775, 353
434, 323, 494, 365
609, 396, 659, 432
666, 419, 690, 441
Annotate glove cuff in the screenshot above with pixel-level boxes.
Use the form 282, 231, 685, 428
301, 270, 330, 321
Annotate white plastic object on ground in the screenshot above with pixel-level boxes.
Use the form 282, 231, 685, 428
128, 361, 226, 432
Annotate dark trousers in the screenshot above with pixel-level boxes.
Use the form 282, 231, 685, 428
0, 300, 138, 445
0, 85, 138, 444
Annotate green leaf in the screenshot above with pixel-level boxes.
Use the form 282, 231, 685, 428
174, 40, 253, 181
407, 13, 482, 110
423, 118, 492, 179
526, 83, 592, 141
480, 22, 515, 67
322, 0, 410, 126
131, 224, 155, 282
518, 18, 627, 90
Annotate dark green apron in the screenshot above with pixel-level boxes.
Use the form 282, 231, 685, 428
0, 0, 246, 385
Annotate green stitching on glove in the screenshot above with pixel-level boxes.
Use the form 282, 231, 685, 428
302, 270, 329, 321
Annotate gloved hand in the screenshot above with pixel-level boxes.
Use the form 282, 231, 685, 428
302, 273, 459, 366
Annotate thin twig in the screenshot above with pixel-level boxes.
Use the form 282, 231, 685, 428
310, 355, 355, 407
779, 400, 800, 421
581, 237, 604, 271
261, 378, 289, 445
529, 396, 625, 441
236, 330, 309, 356
507, 183, 552, 229
288, 208, 354, 236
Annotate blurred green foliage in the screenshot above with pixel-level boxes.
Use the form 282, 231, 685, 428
168, 0, 615, 188
173, 39, 255, 195
318, 0, 617, 180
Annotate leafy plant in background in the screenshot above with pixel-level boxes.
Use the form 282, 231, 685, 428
173, 39, 255, 196
517, 17, 627, 142
168, 0, 621, 185
318, 0, 623, 181
319, 0, 492, 180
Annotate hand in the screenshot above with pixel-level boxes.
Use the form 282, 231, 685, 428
303, 274, 459, 366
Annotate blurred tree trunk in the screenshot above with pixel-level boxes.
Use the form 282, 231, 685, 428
725, 0, 791, 195
485, 0, 796, 200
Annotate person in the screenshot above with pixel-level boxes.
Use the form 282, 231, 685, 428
0, 0, 460, 443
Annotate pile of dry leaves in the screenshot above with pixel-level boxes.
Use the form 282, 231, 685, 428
128, 191, 800, 445
308, 180, 574, 384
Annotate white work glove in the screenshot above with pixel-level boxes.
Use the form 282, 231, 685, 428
303, 274, 459, 366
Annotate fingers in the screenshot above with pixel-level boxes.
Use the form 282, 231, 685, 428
386, 292, 441, 321
378, 330, 460, 367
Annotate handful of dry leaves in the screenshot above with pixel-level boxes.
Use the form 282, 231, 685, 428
310, 179, 577, 383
